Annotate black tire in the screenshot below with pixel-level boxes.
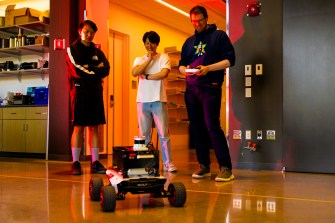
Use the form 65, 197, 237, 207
168, 182, 187, 207
100, 185, 116, 212
89, 178, 103, 201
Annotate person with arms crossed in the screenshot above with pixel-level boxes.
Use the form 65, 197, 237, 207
132, 31, 177, 172
179, 6, 236, 182
66, 20, 110, 175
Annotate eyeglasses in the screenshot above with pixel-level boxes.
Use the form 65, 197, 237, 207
191, 17, 206, 24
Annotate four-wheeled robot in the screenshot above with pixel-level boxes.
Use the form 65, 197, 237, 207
89, 137, 187, 212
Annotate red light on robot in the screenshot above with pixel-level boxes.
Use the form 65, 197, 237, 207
247, 1, 261, 17
54, 38, 65, 50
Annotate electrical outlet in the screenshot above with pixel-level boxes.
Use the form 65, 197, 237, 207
245, 130, 251, 140
245, 76, 251, 87
245, 88, 251, 98
266, 130, 276, 140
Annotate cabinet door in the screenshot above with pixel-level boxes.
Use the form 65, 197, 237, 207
0, 108, 2, 151
3, 107, 26, 119
25, 120, 47, 153
0, 120, 2, 151
2, 120, 26, 152
26, 107, 48, 120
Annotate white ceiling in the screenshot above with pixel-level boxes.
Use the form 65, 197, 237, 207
109, 0, 227, 35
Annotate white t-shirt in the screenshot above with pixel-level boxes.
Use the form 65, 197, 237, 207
133, 53, 171, 102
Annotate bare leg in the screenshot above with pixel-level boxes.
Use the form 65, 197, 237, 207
71, 126, 85, 148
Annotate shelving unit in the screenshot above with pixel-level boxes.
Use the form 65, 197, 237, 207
0, 21, 49, 80
165, 47, 189, 148
0, 19, 49, 155
0, 68, 49, 80
0, 21, 49, 37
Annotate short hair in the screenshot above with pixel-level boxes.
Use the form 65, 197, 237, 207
190, 5, 208, 19
142, 31, 160, 44
78, 20, 98, 33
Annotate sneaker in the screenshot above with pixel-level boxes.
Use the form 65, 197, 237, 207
192, 164, 211, 179
215, 167, 235, 182
71, 161, 82, 175
91, 160, 107, 174
164, 162, 177, 172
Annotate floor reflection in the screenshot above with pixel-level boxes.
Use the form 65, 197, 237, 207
1, 150, 335, 223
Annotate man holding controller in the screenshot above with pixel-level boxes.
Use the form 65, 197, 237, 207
179, 5, 235, 182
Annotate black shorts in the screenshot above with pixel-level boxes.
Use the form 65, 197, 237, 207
70, 91, 106, 126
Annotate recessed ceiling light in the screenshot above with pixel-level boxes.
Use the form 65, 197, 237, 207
155, 0, 189, 17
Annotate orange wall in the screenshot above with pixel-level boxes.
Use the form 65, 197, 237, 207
109, 3, 189, 145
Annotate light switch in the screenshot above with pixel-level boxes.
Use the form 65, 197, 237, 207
256, 64, 263, 75
245, 65, 252, 76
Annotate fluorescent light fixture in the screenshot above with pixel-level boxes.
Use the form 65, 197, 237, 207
155, 0, 189, 17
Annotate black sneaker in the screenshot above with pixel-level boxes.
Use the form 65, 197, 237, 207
71, 161, 82, 175
91, 160, 107, 174
192, 164, 211, 179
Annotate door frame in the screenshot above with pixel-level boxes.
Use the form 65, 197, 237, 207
105, 30, 130, 155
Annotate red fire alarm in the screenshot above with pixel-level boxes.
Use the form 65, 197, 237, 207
54, 38, 65, 50
95, 43, 101, 50
247, 1, 261, 16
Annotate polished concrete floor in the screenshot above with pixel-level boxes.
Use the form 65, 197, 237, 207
1, 149, 335, 223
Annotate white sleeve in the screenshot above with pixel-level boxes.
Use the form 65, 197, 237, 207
161, 54, 171, 70
133, 56, 143, 68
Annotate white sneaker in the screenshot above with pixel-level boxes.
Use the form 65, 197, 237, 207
164, 162, 177, 172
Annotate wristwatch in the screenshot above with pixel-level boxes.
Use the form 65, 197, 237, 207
145, 74, 149, 80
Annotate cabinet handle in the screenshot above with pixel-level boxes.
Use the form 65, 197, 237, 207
11, 112, 17, 114
26, 124, 29, 131
35, 112, 47, 115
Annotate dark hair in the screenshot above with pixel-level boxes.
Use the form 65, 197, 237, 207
142, 31, 160, 44
190, 5, 208, 19
78, 20, 98, 32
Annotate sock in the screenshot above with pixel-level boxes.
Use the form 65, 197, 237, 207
71, 147, 81, 162
91, 148, 99, 163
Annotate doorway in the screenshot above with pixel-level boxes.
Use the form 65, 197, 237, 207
105, 30, 130, 155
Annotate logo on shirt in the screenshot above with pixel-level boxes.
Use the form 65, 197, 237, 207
194, 41, 207, 56
92, 55, 98, 60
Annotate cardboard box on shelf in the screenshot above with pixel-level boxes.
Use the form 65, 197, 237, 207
14, 7, 41, 25
5, 5, 16, 26
35, 35, 49, 46
5, 4, 42, 26
0, 17, 5, 27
